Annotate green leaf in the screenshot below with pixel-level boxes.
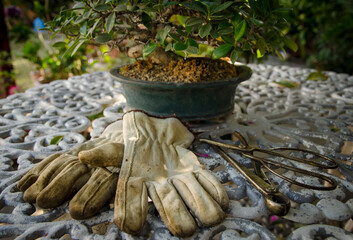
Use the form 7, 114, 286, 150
185, 17, 205, 27
219, 21, 233, 30
185, 26, 192, 35
186, 38, 199, 54
210, 30, 220, 38
95, 33, 112, 43
174, 42, 188, 51
272, 7, 293, 13
272, 80, 300, 88
87, 18, 101, 36
250, 18, 263, 26
114, 5, 127, 11
105, 12, 115, 33
238, 9, 249, 18
165, 42, 173, 51
72, 2, 86, 9
234, 20, 246, 41
256, 49, 264, 58
199, 23, 212, 38
181, 2, 207, 13
176, 29, 186, 36
94, 4, 110, 11
169, 33, 182, 42
283, 37, 298, 52
164, 1, 179, 7
212, 2, 233, 13
275, 49, 285, 61
61, 39, 79, 59
306, 72, 328, 81
83, 9, 92, 19
256, 37, 267, 57
50, 135, 64, 145
212, 44, 233, 59
221, 35, 233, 44
141, 12, 152, 29
52, 41, 66, 48
80, 21, 87, 35
156, 26, 171, 44
231, 14, 241, 26
71, 39, 87, 56
176, 15, 186, 27
218, 27, 233, 35
210, 12, 233, 20
74, 15, 87, 24
230, 49, 239, 63
143, 43, 157, 58
88, 111, 104, 121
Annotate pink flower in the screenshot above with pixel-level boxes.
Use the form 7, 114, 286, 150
8, 85, 20, 95
193, 152, 210, 158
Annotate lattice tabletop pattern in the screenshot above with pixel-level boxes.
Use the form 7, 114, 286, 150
1, 64, 353, 239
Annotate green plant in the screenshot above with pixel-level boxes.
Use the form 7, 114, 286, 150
46, 0, 296, 64
21, 33, 90, 82
0, 51, 15, 79
280, 0, 353, 74
8, 23, 33, 43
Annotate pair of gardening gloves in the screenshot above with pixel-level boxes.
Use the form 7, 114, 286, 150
18, 111, 229, 237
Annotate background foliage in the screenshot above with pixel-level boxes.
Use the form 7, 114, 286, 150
3, 0, 122, 89
280, 0, 353, 74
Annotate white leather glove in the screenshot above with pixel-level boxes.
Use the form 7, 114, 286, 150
114, 111, 229, 237
18, 120, 124, 219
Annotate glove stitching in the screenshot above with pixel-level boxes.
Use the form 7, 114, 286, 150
81, 169, 114, 217
151, 181, 180, 236
195, 170, 223, 204
120, 112, 139, 229
171, 177, 198, 217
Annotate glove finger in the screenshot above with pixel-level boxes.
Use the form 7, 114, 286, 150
194, 169, 229, 210
114, 177, 148, 235
69, 138, 108, 155
79, 142, 124, 167
22, 155, 77, 203
172, 172, 226, 227
69, 168, 118, 219
18, 153, 62, 192
71, 171, 92, 193
147, 181, 196, 237
36, 160, 89, 208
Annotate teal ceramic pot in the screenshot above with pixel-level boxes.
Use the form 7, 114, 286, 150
110, 64, 252, 120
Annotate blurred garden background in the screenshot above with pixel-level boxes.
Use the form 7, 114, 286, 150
0, 0, 352, 98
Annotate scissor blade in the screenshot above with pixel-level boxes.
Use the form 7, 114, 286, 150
200, 138, 252, 152
211, 145, 291, 216
213, 145, 275, 196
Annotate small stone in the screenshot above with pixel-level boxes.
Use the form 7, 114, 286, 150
316, 198, 352, 221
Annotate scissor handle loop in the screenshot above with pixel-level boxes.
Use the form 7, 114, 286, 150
246, 153, 337, 191
266, 147, 338, 169
231, 131, 249, 147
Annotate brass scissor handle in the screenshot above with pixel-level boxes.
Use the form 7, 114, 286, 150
200, 134, 337, 191
200, 134, 339, 215
211, 144, 290, 216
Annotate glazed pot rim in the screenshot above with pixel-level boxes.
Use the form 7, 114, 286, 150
109, 64, 252, 89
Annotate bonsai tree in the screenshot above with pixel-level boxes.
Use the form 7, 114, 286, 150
45, 0, 297, 68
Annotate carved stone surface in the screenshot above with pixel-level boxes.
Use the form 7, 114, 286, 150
0, 65, 352, 239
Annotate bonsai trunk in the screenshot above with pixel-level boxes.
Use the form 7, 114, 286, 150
127, 44, 174, 66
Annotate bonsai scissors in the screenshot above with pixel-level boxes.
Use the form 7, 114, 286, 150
200, 131, 338, 216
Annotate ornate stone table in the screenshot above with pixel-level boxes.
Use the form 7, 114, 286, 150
0, 64, 352, 239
